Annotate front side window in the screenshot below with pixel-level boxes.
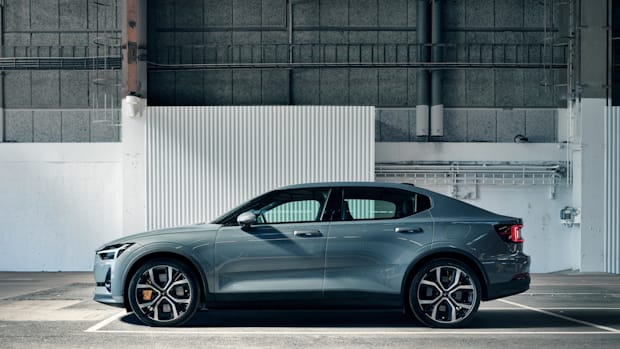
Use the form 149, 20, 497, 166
262, 199, 321, 223
340, 187, 431, 221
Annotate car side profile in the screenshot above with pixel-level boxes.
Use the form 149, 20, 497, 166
93, 182, 530, 328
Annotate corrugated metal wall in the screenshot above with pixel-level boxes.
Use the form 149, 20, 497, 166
146, 106, 375, 230
605, 107, 620, 274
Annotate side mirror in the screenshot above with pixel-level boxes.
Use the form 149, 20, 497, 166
237, 211, 257, 229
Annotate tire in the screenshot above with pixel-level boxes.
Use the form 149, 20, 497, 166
408, 258, 481, 328
127, 258, 199, 326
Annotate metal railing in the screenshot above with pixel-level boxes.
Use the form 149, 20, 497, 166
375, 162, 565, 186
0, 45, 122, 70
148, 43, 567, 70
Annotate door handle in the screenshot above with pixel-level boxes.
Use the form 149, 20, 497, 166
395, 227, 424, 234
294, 230, 322, 237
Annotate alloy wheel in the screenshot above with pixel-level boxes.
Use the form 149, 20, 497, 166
415, 265, 478, 325
133, 264, 194, 323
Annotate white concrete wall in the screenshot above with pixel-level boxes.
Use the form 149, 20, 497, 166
376, 142, 580, 273
0, 144, 122, 271
423, 185, 580, 273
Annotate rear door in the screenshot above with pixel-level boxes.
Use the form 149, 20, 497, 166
324, 187, 434, 295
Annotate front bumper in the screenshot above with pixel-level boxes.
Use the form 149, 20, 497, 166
93, 254, 125, 307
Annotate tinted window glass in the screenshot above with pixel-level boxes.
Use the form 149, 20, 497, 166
340, 187, 431, 221
263, 200, 321, 223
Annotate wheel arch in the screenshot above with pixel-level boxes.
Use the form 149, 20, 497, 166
400, 248, 490, 306
122, 252, 209, 311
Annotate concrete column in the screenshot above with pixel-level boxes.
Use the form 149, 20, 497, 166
121, 96, 147, 235
430, 0, 443, 137
577, 0, 608, 271
416, 0, 430, 137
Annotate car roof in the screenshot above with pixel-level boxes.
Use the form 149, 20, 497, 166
279, 181, 417, 191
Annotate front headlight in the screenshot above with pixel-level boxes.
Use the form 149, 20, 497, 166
97, 243, 134, 260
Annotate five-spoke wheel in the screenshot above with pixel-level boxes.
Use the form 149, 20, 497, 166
409, 259, 481, 328
128, 258, 199, 326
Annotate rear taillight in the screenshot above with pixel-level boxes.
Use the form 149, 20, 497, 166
495, 223, 524, 243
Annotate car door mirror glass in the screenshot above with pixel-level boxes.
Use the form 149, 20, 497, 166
237, 211, 257, 229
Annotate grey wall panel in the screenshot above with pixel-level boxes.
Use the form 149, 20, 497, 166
378, 0, 407, 26
31, 0, 59, 30
494, 0, 523, 27
61, 71, 90, 108
262, 0, 286, 26
465, 70, 494, 107
145, 106, 375, 230
605, 107, 620, 274
233, 0, 262, 25
292, 69, 320, 104
205, 71, 233, 105
467, 110, 497, 142
59, 0, 88, 29
379, 109, 410, 141
350, 68, 378, 105
261, 69, 289, 104
497, 110, 526, 142
33, 111, 62, 142
445, 0, 465, 27
525, 110, 556, 142
495, 69, 524, 106
442, 109, 468, 142
319, 0, 348, 26
4, 0, 30, 31
319, 69, 348, 105
90, 111, 120, 142
61, 111, 90, 142
466, 0, 494, 28
32, 71, 60, 108
233, 70, 262, 104
4, 72, 32, 108
378, 69, 408, 107
350, 0, 377, 26
5, 111, 34, 142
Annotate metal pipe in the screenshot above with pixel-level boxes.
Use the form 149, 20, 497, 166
430, 0, 444, 137
1, 2, 4, 142
415, 0, 430, 137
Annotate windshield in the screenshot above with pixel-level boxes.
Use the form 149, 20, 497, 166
210, 191, 274, 225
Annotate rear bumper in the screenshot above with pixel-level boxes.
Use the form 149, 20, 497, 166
485, 275, 530, 300
483, 252, 530, 301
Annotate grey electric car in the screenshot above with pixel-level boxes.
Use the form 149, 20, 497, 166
94, 182, 530, 328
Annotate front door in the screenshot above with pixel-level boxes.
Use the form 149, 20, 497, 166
213, 188, 332, 297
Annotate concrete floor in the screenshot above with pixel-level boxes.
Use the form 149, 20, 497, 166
1, 272, 619, 349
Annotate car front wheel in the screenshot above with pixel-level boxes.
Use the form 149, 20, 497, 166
408, 259, 481, 328
128, 258, 199, 326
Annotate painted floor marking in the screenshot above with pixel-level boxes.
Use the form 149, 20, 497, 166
498, 299, 620, 333
84, 310, 126, 333
86, 329, 620, 336
85, 304, 620, 335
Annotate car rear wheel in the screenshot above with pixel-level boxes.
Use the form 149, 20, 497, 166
408, 259, 481, 328
128, 258, 199, 326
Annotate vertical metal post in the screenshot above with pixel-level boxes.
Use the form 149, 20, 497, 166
430, 0, 444, 137
415, 0, 430, 138
287, 0, 293, 104
0, 1, 4, 142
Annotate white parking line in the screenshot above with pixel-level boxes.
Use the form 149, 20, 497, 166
86, 329, 620, 336
498, 299, 620, 333
84, 310, 126, 333
84, 305, 620, 335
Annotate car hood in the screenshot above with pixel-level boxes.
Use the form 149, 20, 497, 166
96, 223, 222, 250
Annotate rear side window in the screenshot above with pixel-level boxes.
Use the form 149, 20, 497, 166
339, 187, 431, 221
